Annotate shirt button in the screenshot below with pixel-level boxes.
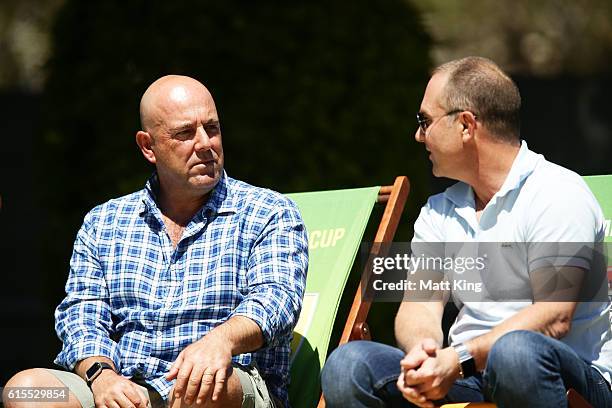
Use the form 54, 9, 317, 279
156, 330, 163, 336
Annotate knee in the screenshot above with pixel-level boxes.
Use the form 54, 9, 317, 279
3, 369, 49, 407
5, 368, 48, 388
323, 341, 369, 378
487, 330, 543, 374
321, 341, 375, 399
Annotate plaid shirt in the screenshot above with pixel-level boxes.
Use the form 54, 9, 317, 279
54, 172, 308, 405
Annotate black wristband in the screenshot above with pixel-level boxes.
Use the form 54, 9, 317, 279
85, 362, 115, 388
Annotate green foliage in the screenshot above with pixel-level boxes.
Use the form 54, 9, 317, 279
39, 0, 432, 304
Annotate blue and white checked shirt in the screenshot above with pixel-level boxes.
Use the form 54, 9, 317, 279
54, 172, 308, 405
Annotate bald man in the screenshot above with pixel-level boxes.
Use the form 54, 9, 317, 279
3, 76, 308, 408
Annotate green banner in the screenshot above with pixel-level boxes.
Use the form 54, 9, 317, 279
286, 186, 379, 408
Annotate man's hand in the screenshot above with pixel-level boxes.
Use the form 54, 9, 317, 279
396, 338, 439, 407
166, 334, 233, 406
398, 344, 461, 407
90, 370, 149, 408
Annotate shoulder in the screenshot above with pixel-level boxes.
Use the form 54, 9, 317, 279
82, 190, 144, 227
522, 159, 604, 241
526, 159, 601, 215
226, 176, 302, 220
413, 182, 466, 241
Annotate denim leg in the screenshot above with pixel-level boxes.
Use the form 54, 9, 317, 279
484, 330, 612, 408
321, 341, 408, 408
444, 374, 487, 403
321, 340, 488, 407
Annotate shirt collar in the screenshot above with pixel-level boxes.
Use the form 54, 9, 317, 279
444, 140, 542, 207
202, 170, 238, 215
139, 170, 238, 216
140, 173, 160, 215
444, 181, 474, 208
494, 140, 541, 198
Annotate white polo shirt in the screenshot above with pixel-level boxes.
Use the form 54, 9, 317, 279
412, 141, 612, 385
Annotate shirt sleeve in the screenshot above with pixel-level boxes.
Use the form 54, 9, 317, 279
411, 196, 447, 269
229, 197, 309, 348
525, 180, 605, 270
524, 180, 607, 301
54, 209, 121, 371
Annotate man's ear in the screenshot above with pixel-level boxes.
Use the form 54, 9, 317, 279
459, 111, 477, 142
136, 130, 156, 164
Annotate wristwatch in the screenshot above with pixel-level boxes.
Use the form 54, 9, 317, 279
85, 362, 115, 387
452, 343, 477, 378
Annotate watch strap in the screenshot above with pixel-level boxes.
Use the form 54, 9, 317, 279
452, 343, 477, 378
85, 362, 115, 388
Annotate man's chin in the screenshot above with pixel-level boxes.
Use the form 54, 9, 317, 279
189, 173, 221, 190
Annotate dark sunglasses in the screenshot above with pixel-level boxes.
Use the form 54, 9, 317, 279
416, 109, 465, 135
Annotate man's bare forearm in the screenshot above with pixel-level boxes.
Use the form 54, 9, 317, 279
466, 301, 576, 371
205, 316, 264, 355
395, 301, 445, 352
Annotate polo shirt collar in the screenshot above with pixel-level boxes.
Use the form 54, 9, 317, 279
444, 181, 473, 208
444, 140, 542, 208
494, 140, 541, 198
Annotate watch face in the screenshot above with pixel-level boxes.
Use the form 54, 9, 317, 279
86, 362, 102, 380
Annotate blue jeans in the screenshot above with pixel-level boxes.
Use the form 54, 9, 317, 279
321, 331, 612, 407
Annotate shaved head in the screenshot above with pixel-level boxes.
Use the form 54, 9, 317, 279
140, 75, 216, 133
135, 74, 224, 201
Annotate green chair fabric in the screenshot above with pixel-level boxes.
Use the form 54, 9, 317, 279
583, 175, 612, 305
286, 187, 380, 408
583, 175, 612, 243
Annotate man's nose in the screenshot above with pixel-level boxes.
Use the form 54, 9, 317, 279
415, 128, 424, 143
194, 126, 212, 151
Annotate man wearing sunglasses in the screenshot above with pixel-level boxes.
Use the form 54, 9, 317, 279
322, 57, 611, 407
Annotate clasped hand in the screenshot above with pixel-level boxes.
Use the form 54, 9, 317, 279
396, 338, 460, 408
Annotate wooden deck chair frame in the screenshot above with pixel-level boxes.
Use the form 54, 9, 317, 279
316, 176, 410, 408
440, 390, 591, 408
440, 389, 593, 408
